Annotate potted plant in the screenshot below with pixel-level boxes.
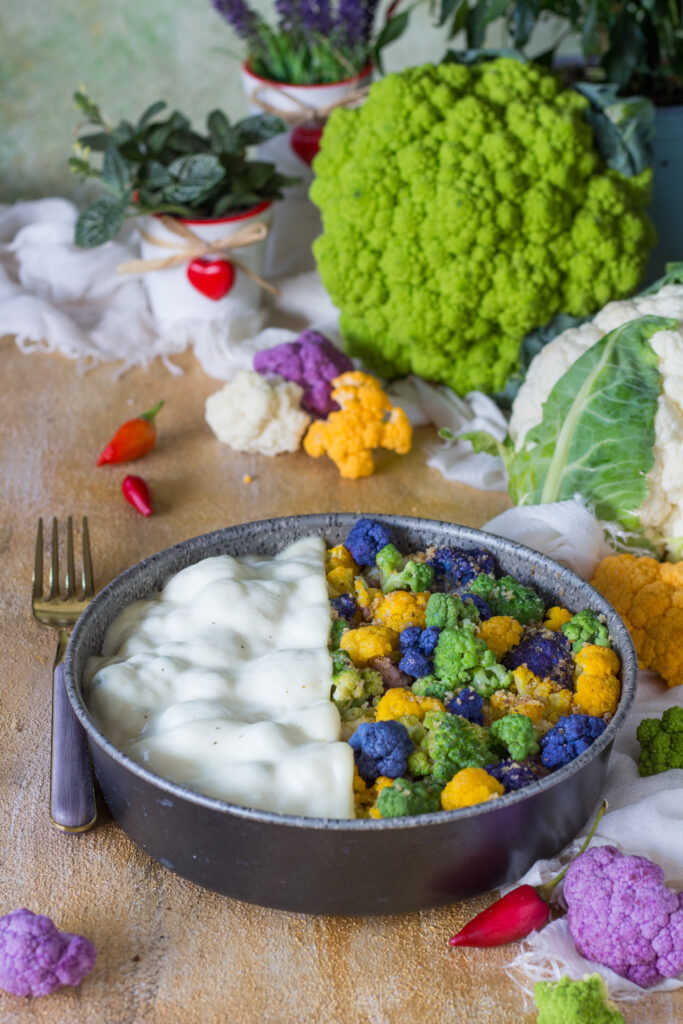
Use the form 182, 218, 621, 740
69, 89, 297, 324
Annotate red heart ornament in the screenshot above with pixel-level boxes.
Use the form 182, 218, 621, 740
186, 258, 235, 300
290, 124, 324, 167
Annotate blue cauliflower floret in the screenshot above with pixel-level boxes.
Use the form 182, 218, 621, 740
345, 518, 393, 566
399, 626, 422, 651
0, 908, 96, 997
399, 648, 432, 678
503, 629, 574, 687
460, 594, 493, 621
446, 687, 485, 725
331, 594, 357, 619
428, 546, 496, 587
348, 720, 414, 782
419, 626, 441, 654
541, 715, 607, 770
485, 759, 538, 792
398, 626, 442, 678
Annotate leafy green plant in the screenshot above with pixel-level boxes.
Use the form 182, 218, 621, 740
69, 89, 297, 248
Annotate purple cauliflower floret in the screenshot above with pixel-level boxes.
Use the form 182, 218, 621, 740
460, 594, 492, 621
0, 908, 96, 998
331, 593, 357, 619
398, 626, 441, 678
344, 518, 393, 566
446, 687, 485, 725
419, 626, 441, 655
348, 720, 414, 782
503, 629, 574, 688
540, 715, 607, 770
484, 758, 537, 792
399, 626, 421, 650
399, 647, 432, 678
564, 845, 683, 988
427, 546, 496, 587
253, 330, 353, 418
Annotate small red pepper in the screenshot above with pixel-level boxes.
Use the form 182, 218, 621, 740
97, 400, 164, 466
122, 475, 153, 517
449, 799, 607, 948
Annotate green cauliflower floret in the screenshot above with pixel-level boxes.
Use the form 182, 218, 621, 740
467, 574, 545, 624
425, 591, 480, 629
376, 543, 434, 593
329, 617, 350, 650
331, 666, 384, 710
561, 609, 611, 652
397, 714, 428, 746
375, 777, 442, 818
433, 622, 498, 687
490, 712, 539, 760
331, 648, 353, 673
414, 710, 497, 784
311, 59, 654, 395
411, 674, 455, 701
470, 662, 513, 698
534, 974, 624, 1023
636, 705, 683, 776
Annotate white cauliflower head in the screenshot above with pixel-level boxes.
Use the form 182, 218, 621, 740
509, 284, 683, 547
205, 370, 311, 456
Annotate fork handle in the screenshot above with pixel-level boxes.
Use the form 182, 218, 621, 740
51, 663, 97, 833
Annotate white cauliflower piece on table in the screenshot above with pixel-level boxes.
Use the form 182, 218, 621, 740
205, 370, 311, 456
509, 285, 683, 545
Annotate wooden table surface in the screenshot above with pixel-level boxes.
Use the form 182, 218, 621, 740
1, 338, 680, 1024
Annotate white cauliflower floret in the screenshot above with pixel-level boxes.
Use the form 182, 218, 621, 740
509, 284, 683, 546
205, 370, 311, 456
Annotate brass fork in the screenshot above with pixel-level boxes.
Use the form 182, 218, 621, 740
32, 517, 97, 833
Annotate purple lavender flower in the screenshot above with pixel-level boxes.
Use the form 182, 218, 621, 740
275, 0, 299, 32
336, 0, 379, 47
211, 0, 263, 41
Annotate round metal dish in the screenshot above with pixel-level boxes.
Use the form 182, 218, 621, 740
65, 514, 637, 916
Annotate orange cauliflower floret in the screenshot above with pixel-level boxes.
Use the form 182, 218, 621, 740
572, 644, 621, 717
340, 625, 398, 667
487, 690, 547, 727
512, 665, 574, 725
326, 544, 358, 572
326, 565, 355, 594
440, 767, 504, 810
375, 688, 445, 722
543, 606, 573, 631
353, 767, 374, 815
372, 591, 430, 632
477, 616, 524, 659
354, 577, 382, 610
591, 555, 683, 688
302, 371, 412, 479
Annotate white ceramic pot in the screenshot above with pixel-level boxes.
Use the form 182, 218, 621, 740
138, 201, 272, 325
240, 62, 372, 277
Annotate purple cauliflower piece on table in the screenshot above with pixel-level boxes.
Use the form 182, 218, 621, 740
503, 629, 574, 688
446, 687, 485, 725
348, 720, 414, 782
253, 330, 353, 418
0, 908, 96, 997
427, 546, 496, 587
540, 715, 606, 770
484, 758, 538, 792
564, 845, 683, 988
344, 518, 393, 566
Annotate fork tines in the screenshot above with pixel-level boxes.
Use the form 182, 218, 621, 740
33, 517, 95, 602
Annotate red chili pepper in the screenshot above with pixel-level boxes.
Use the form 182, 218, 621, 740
122, 475, 153, 517
449, 799, 607, 948
97, 401, 164, 466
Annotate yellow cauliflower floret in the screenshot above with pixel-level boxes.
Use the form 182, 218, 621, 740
477, 615, 524, 659
340, 625, 399, 667
326, 565, 355, 595
487, 689, 547, 726
326, 544, 358, 572
512, 665, 573, 725
303, 371, 412, 479
372, 590, 429, 632
574, 644, 621, 677
440, 767, 504, 810
368, 775, 394, 818
354, 577, 382, 610
571, 643, 621, 716
543, 606, 573, 631
375, 688, 445, 722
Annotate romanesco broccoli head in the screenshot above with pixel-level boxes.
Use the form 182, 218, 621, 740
490, 712, 540, 761
433, 623, 497, 687
426, 592, 480, 629
419, 710, 497, 783
468, 574, 545, 624
636, 705, 683, 776
561, 608, 611, 652
534, 974, 625, 1023
411, 674, 454, 702
374, 777, 442, 818
311, 59, 654, 395
331, 665, 384, 709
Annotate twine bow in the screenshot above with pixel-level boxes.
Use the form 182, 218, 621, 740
249, 84, 370, 125
117, 215, 279, 296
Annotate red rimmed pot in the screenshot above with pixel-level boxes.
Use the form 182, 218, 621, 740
137, 201, 272, 325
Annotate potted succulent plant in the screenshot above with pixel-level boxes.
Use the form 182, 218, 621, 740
69, 89, 297, 323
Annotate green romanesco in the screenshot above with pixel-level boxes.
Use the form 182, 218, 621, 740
374, 777, 442, 818
412, 710, 497, 784
469, 662, 513, 698
467, 574, 545, 624
534, 974, 625, 1023
490, 712, 539, 760
425, 592, 480, 629
376, 543, 434, 593
432, 622, 499, 688
636, 705, 683, 776
561, 608, 611, 652
411, 674, 455, 702
311, 59, 654, 395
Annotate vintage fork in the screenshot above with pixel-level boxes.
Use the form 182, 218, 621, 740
32, 516, 97, 833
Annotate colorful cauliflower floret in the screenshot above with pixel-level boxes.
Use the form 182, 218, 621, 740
488, 688, 547, 728
433, 622, 496, 687
349, 720, 414, 782
440, 767, 504, 810
205, 370, 311, 455
543, 606, 573, 632
376, 543, 435, 594
331, 593, 357, 621
0, 908, 96, 998
340, 625, 398, 667
331, 664, 384, 712
326, 564, 356, 595
345, 518, 394, 567
253, 329, 353, 417
410, 710, 497, 784
446, 687, 485, 725
303, 371, 412, 478
325, 544, 358, 572
561, 608, 611, 652
375, 687, 445, 722
427, 546, 496, 587
563, 845, 683, 988
511, 665, 574, 726
468, 574, 545, 624
490, 712, 539, 761
372, 590, 430, 633
476, 615, 524, 660
372, 777, 442, 818
533, 974, 625, 1023
484, 759, 540, 792
354, 577, 382, 611
637, 705, 683, 776
540, 714, 607, 769
426, 592, 481, 630
398, 625, 441, 677
503, 629, 574, 689
572, 644, 621, 717
329, 617, 350, 650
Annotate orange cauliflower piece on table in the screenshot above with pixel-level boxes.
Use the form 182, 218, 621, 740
572, 644, 621, 717
591, 555, 683, 688
372, 591, 430, 632
477, 616, 524, 659
340, 625, 399, 667
302, 371, 412, 479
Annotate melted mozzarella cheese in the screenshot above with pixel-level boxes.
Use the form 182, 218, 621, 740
85, 536, 355, 818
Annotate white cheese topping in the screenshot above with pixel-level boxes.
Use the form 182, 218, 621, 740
85, 536, 355, 819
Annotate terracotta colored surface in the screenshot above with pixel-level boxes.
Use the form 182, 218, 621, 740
0, 338, 679, 1023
